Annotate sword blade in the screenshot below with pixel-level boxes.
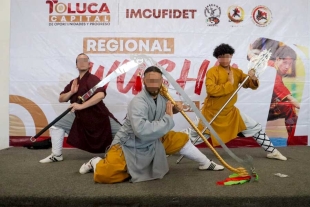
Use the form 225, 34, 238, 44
132, 55, 255, 175
80, 60, 141, 102
30, 58, 142, 141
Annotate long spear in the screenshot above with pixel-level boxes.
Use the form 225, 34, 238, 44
176, 49, 272, 163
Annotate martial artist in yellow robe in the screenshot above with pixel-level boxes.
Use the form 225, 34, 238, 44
196, 43, 287, 161
198, 65, 258, 146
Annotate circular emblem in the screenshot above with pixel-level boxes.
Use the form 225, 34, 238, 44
251, 5, 272, 27
204, 4, 221, 25
227, 5, 244, 23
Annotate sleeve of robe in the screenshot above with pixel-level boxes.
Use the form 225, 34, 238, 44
205, 68, 234, 97
273, 74, 291, 100
60, 80, 74, 96
238, 68, 259, 90
59, 75, 107, 103
88, 75, 107, 97
128, 99, 175, 141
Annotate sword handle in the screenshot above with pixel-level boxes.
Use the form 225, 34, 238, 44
30, 107, 72, 142
78, 96, 85, 103
30, 98, 83, 142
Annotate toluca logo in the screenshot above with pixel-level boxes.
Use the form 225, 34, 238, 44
251, 5, 272, 27
46, 0, 111, 26
126, 9, 197, 19
83, 37, 174, 54
204, 4, 221, 26
227, 5, 244, 24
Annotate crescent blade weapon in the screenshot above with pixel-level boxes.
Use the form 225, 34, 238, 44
130, 52, 271, 177
30, 57, 144, 142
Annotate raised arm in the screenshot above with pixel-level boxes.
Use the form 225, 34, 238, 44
129, 99, 175, 140
206, 70, 234, 97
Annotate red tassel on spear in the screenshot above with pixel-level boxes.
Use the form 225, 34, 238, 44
133, 72, 143, 94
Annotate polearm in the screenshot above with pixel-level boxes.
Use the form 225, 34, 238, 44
130, 51, 271, 178
160, 85, 250, 176
30, 58, 144, 142
176, 49, 272, 164
132, 55, 256, 178
176, 77, 250, 163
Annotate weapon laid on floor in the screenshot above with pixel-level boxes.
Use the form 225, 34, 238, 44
176, 49, 272, 164
30, 57, 145, 142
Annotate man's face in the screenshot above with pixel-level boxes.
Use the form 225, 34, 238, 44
276, 56, 294, 76
218, 54, 232, 68
143, 72, 163, 97
76, 54, 90, 71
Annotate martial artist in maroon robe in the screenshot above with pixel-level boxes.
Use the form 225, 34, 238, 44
40, 53, 121, 164
63, 71, 120, 153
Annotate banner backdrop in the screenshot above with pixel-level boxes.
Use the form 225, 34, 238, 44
9, 0, 310, 147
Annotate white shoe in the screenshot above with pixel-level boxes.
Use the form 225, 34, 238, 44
39, 154, 63, 163
79, 157, 99, 174
267, 149, 287, 161
199, 160, 224, 171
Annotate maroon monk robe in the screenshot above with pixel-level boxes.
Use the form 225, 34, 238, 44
61, 71, 120, 153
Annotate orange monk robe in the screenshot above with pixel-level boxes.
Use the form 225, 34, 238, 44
198, 65, 259, 146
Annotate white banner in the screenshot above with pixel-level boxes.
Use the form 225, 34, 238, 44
10, 0, 310, 146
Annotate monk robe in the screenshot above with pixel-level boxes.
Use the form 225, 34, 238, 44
198, 65, 259, 146
61, 71, 120, 153
99, 88, 186, 183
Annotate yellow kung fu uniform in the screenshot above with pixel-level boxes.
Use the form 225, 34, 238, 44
198, 65, 259, 146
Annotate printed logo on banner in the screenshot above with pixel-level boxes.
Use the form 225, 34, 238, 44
46, 0, 111, 26
83, 37, 174, 54
204, 4, 221, 26
227, 5, 244, 25
125, 9, 197, 19
251, 5, 272, 27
